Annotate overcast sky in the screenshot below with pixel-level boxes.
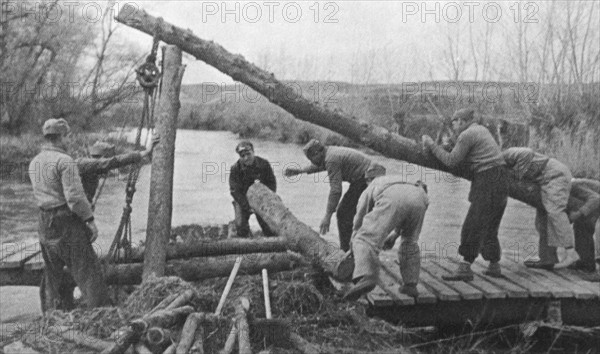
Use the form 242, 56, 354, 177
114, 1, 595, 85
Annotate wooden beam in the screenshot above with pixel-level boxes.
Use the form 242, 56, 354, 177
143, 45, 186, 281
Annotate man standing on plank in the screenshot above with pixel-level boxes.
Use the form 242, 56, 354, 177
422, 108, 508, 281
284, 139, 372, 252
29, 118, 109, 311
344, 164, 429, 300
503, 147, 580, 269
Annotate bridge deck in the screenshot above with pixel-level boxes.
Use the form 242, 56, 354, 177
335, 251, 600, 327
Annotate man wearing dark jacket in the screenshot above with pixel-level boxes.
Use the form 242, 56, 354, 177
229, 141, 277, 237
77, 139, 158, 204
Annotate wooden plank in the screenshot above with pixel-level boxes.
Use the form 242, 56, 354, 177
504, 258, 595, 300
492, 261, 552, 298
418, 266, 461, 302
376, 273, 415, 306
379, 260, 437, 304
422, 260, 483, 300
442, 259, 506, 299
367, 285, 394, 306
553, 269, 600, 298
469, 260, 529, 298
499, 259, 572, 298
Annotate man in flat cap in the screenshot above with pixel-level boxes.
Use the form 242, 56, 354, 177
422, 108, 508, 281
28, 118, 109, 311
344, 164, 429, 300
77, 137, 159, 205
284, 139, 372, 252
229, 141, 277, 238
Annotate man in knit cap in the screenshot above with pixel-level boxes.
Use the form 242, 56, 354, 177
422, 108, 509, 280
344, 163, 429, 300
229, 141, 277, 238
29, 118, 109, 311
78, 137, 159, 205
284, 139, 372, 251
503, 147, 580, 269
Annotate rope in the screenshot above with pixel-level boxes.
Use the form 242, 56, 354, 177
107, 26, 162, 263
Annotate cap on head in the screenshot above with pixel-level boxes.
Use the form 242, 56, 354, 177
42, 118, 70, 136
451, 108, 475, 123
302, 139, 325, 158
365, 163, 386, 180
90, 141, 116, 157
235, 141, 254, 155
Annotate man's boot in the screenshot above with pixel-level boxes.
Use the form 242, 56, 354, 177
343, 275, 377, 301
442, 261, 474, 281
399, 283, 419, 298
483, 261, 502, 278
555, 248, 580, 269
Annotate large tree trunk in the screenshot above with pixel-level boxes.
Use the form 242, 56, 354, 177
247, 182, 354, 281
144, 46, 185, 281
124, 237, 289, 263
115, 5, 543, 209
0, 252, 305, 286
110, 252, 305, 285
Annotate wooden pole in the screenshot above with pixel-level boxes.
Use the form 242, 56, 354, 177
143, 45, 186, 281
115, 5, 544, 209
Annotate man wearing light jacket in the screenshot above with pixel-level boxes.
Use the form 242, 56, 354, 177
344, 164, 429, 301
284, 139, 372, 252
29, 118, 109, 311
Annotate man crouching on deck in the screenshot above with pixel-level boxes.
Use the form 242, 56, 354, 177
344, 164, 429, 301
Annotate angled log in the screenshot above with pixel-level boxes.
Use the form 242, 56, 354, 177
176, 313, 202, 354
165, 289, 195, 310
248, 182, 354, 281
115, 5, 543, 209
236, 298, 251, 354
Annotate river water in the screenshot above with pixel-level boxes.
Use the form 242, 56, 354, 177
0, 129, 539, 320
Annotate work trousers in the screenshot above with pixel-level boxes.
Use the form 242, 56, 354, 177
38, 206, 109, 311
337, 179, 368, 252
233, 200, 276, 238
352, 184, 428, 286
539, 160, 575, 248
537, 212, 598, 268
459, 166, 508, 263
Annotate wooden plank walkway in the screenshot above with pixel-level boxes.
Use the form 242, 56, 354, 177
361, 251, 600, 327
365, 253, 600, 307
